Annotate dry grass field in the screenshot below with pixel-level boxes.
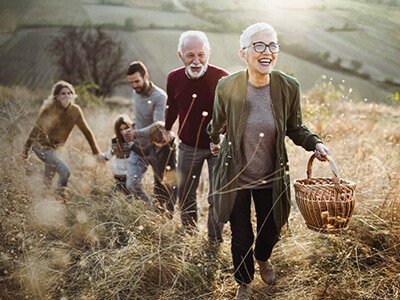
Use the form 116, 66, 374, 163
0, 0, 400, 299
1, 76, 400, 299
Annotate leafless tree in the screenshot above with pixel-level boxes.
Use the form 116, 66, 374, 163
48, 26, 126, 97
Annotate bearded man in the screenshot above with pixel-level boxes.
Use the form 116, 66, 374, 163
124, 61, 176, 213
164, 31, 229, 244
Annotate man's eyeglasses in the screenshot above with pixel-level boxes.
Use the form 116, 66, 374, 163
244, 42, 280, 54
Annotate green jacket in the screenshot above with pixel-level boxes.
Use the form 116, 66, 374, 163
207, 69, 321, 232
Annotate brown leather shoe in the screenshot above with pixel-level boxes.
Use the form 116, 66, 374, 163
256, 259, 276, 285
236, 284, 252, 300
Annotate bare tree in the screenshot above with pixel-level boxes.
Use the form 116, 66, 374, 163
48, 26, 126, 97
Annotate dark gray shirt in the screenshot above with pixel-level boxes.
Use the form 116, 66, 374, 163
238, 83, 277, 189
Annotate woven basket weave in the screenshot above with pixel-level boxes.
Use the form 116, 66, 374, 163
294, 154, 356, 234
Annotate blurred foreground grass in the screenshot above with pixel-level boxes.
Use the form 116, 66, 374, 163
0, 80, 399, 299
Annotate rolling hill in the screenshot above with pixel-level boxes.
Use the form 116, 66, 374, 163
0, 0, 399, 102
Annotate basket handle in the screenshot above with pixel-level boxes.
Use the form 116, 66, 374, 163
306, 153, 339, 181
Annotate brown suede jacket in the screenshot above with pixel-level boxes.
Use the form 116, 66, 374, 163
23, 101, 100, 155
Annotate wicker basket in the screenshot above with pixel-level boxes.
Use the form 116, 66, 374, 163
294, 154, 356, 234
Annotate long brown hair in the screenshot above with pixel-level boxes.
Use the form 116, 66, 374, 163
114, 114, 133, 156
41, 80, 77, 110
149, 121, 167, 144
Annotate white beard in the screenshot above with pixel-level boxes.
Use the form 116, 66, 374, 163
186, 63, 208, 79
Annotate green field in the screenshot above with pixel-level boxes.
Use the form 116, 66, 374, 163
0, 0, 399, 102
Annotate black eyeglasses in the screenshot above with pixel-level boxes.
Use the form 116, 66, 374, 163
244, 42, 280, 54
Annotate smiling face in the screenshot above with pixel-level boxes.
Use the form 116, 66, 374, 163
239, 29, 278, 84
119, 123, 129, 134
127, 71, 149, 95
56, 87, 73, 108
178, 37, 210, 79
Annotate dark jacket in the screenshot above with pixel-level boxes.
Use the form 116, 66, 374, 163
207, 69, 321, 232
130, 138, 177, 179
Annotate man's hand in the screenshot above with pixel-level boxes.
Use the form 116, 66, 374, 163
96, 153, 107, 164
165, 130, 176, 142
122, 127, 136, 143
210, 142, 220, 155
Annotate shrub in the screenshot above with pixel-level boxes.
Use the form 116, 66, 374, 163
48, 26, 127, 98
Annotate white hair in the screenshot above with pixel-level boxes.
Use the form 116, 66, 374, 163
177, 30, 210, 53
239, 22, 277, 50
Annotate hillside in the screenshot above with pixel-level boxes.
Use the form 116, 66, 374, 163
0, 79, 399, 299
0, 0, 399, 102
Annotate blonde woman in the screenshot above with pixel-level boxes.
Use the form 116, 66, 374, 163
23, 80, 105, 196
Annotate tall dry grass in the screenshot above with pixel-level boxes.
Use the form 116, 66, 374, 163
0, 78, 399, 299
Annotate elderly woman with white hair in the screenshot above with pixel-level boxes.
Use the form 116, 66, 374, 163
207, 22, 331, 299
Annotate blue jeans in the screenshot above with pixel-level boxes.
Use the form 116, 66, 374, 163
177, 143, 224, 242
126, 142, 177, 212
32, 144, 70, 195
126, 151, 154, 207
230, 188, 279, 284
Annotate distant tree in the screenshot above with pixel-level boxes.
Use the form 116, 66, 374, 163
350, 60, 362, 71
333, 57, 342, 69
48, 26, 126, 97
319, 50, 331, 62
388, 91, 400, 105
124, 17, 136, 31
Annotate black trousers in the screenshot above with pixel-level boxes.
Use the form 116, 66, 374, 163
230, 188, 279, 284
